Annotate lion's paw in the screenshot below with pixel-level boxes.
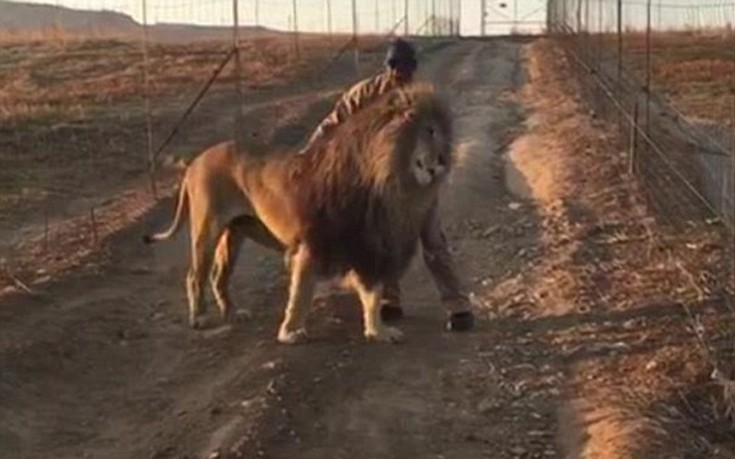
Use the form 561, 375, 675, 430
277, 327, 309, 345
365, 326, 404, 344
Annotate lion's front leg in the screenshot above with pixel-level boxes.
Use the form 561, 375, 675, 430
352, 275, 404, 344
277, 245, 316, 344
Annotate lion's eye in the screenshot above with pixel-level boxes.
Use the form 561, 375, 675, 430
427, 127, 435, 136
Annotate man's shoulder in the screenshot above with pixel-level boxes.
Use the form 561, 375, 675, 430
346, 72, 389, 95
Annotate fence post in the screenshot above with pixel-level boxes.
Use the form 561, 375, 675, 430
352, 0, 360, 76
629, 102, 639, 176
617, 0, 623, 133
585, 0, 590, 56
292, 0, 300, 60
141, 0, 156, 200
597, 0, 603, 72
375, 0, 380, 32
449, 0, 454, 36
617, 0, 622, 81
480, 0, 486, 36
404, 0, 409, 35
645, 0, 652, 141
326, 0, 333, 43
232, 0, 244, 148
730, 14, 735, 292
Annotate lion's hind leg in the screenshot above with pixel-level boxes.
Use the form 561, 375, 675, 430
186, 214, 223, 330
349, 273, 404, 344
211, 216, 284, 324
211, 222, 247, 323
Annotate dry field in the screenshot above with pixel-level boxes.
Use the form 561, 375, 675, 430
0, 32, 383, 209
598, 30, 735, 124
522, 39, 735, 457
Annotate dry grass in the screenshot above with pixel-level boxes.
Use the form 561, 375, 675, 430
0, 32, 384, 217
516, 38, 735, 458
0, 34, 383, 123
600, 30, 735, 123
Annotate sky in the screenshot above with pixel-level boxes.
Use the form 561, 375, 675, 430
7, 0, 549, 36
7, 0, 735, 36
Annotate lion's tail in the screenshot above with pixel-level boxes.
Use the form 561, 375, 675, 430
142, 181, 188, 244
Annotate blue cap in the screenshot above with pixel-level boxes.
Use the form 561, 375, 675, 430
385, 38, 417, 71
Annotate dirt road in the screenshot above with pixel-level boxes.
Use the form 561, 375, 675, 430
1, 38, 564, 459
247, 37, 563, 459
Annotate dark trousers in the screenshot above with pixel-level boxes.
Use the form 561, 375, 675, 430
383, 199, 469, 314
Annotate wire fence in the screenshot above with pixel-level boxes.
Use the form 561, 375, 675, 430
548, 0, 735, 228
547, 0, 735, 397
0, 0, 460, 291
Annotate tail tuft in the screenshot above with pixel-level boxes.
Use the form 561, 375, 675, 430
142, 234, 154, 244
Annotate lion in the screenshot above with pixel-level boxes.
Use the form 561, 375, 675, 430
143, 82, 455, 344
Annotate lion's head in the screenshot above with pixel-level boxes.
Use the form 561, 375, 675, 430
387, 83, 454, 189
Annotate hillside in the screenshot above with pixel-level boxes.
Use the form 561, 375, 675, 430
0, 0, 139, 33
0, 1, 280, 42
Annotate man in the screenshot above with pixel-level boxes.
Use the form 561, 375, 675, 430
300, 38, 417, 152
303, 38, 475, 332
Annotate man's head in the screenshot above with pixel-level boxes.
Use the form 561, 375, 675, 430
385, 38, 417, 83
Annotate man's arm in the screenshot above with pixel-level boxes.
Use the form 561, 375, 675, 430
306, 74, 386, 146
306, 90, 359, 145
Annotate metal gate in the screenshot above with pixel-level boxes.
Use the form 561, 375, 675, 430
480, 0, 547, 35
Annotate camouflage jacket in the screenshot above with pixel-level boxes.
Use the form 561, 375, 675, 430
305, 71, 401, 148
